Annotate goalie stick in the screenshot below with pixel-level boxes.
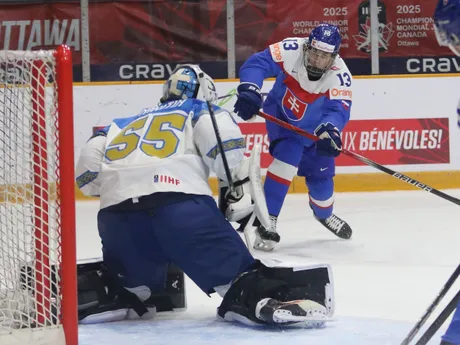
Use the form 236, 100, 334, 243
193, 65, 259, 250
257, 111, 460, 207
194, 66, 235, 192
400, 264, 460, 345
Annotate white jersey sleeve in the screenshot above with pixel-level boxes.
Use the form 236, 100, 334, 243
193, 107, 246, 181
75, 135, 106, 197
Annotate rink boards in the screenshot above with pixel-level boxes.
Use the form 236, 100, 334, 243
70, 73, 460, 199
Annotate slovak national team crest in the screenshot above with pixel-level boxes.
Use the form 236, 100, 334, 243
282, 88, 308, 121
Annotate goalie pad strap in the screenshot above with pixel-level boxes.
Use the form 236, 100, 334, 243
101, 268, 149, 317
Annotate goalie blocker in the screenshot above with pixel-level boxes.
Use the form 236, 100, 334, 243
20, 259, 186, 324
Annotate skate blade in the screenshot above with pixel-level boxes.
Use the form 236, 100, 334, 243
253, 239, 276, 252
325, 226, 353, 240
272, 311, 334, 328
317, 219, 353, 240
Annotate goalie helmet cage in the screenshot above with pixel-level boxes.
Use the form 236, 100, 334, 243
0, 46, 77, 345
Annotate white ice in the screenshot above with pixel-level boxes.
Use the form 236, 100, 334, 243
76, 189, 460, 345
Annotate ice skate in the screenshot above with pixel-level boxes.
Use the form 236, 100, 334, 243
255, 298, 328, 327
314, 213, 352, 239
253, 215, 280, 252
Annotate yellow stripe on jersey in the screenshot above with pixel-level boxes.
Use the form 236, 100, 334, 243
76, 171, 99, 189
206, 138, 246, 159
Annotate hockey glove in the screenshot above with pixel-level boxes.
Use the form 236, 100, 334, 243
234, 83, 262, 121
314, 123, 342, 157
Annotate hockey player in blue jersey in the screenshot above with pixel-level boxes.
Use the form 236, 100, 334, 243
233, 23, 353, 251
75, 64, 335, 327
434, 0, 460, 130
434, 2, 460, 344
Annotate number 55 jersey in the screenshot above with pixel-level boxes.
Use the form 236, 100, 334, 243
240, 36, 352, 144
76, 99, 246, 209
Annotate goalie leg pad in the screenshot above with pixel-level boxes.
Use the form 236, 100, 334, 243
76, 260, 186, 324
77, 261, 153, 324
144, 263, 186, 312
217, 260, 334, 326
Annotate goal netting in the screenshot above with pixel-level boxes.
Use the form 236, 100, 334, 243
0, 47, 77, 345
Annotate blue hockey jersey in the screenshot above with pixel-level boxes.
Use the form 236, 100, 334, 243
240, 37, 352, 139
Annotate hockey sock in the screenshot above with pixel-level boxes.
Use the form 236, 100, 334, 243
264, 140, 303, 216
306, 177, 334, 219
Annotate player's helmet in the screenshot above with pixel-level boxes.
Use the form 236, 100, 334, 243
161, 64, 218, 103
304, 23, 342, 79
433, 0, 460, 56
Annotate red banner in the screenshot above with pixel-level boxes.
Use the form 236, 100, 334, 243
0, 2, 230, 65
337, 117, 450, 165
264, 0, 451, 58
0, 0, 454, 69
239, 122, 273, 168
239, 118, 450, 169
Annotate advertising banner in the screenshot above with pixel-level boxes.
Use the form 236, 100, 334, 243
338, 118, 450, 166
239, 122, 273, 168
1, 0, 459, 81
273, 0, 450, 58
238, 118, 450, 169
74, 76, 459, 175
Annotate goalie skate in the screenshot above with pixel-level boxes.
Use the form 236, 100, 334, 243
255, 298, 328, 327
253, 215, 280, 252
314, 213, 352, 239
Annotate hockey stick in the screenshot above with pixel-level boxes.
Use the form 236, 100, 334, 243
258, 111, 460, 206
400, 264, 460, 345
414, 289, 460, 345
194, 67, 255, 249
195, 68, 235, 192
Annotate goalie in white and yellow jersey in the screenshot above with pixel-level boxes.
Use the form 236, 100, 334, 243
75, 64, 334, 328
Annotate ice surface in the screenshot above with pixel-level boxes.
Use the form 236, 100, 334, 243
76, 189, 460, 345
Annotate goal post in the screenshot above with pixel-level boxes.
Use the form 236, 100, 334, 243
0, 45, 77, 345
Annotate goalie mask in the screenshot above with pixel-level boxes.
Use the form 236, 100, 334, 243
303, 23, 341, 80
160, 64, 218, 103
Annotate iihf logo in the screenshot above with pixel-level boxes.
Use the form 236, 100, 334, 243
153, 174, 180, 185
354, 0, 394, 53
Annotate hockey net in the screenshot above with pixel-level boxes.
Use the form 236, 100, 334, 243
0, 47, 77, 345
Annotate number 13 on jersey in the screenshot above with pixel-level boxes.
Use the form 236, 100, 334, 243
105, 113, 187, 161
